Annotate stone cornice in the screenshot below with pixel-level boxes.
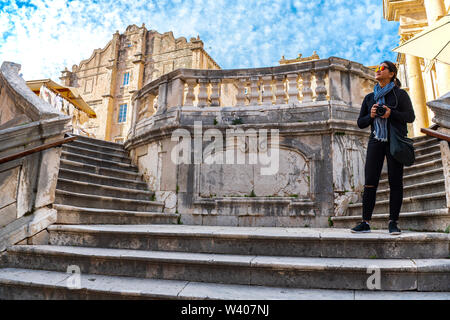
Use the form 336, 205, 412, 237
384, 0, 425, 21
124, 104, 369, 151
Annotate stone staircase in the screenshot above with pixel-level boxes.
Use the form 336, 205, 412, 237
0, 135, 449, 299
332, 135, 450, 232
54, 135, 178, 225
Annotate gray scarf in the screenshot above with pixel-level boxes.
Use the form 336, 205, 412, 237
373, 82, 395, 142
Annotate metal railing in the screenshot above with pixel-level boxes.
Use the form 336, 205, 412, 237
421, 124, 450, 142
0, 134, 77, 165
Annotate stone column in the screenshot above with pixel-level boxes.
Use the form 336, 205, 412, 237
406, 54, 428, 136
424, 0, 446, 25
105, 31, 120, 141
424, 0, 450, 97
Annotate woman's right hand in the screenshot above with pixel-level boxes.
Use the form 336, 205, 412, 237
370, 104, 378, 118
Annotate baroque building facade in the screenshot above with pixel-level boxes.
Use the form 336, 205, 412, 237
59, 24, 220, 142
383, 0, 450, 136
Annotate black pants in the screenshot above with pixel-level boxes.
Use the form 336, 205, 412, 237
362, 138, 404, 222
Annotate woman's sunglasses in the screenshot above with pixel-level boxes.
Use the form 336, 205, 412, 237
375, 65, 388, 72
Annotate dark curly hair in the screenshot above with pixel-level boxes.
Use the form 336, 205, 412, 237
381, 60, 402, 87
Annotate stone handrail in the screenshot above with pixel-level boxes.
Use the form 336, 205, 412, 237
130, 57, 376, 132
0, 61, 71, 252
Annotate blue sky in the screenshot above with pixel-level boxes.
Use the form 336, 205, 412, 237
0, 0, 400, 80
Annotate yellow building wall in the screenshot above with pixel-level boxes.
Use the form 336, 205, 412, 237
60, 24, 220, 142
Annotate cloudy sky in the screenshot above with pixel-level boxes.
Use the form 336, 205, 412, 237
0, 0, 400, 80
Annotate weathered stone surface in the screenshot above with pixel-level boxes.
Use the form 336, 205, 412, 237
427, 92, 450, 129
46, 224, 450, 259
0, 61, 70, 251
35, 147, 62, 208
439, 128, 450, 209
27, 229, 49, 245
0, 166, 20, 210
0, 207, 56, 252
156, 191, 177, 214
6, 244, 448, 291
0, 203, 17, 229
1, 268, 449, 300
0, 62, 60, 122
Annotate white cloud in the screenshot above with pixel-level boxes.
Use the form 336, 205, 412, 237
0, 0, 399, 81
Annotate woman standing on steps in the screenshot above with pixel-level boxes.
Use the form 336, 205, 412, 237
351, 61, 415, 235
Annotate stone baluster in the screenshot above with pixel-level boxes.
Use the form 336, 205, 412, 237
286, 73, 299, 105
315, 70, 327, 101
261, 75, 273, 105
249, 76, 260, 105
210, 79, 221, 106
275, 75, 287, 105
155, 80, 168, 114
197, 78, 209, 107
167, 78, 185, 108
153, 94, 159, 112
184, 78, 196, 106
300, 72, 313, 103
235, 78, 247, 106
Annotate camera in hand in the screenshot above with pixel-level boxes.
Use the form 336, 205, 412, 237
376, 105, 386, 117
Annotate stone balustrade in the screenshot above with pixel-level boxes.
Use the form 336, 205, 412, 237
130, 57, 375, 129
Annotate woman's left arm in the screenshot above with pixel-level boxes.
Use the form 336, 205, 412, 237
389, 90, 415, 124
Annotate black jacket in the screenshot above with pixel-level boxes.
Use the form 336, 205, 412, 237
357, 86, 415, 138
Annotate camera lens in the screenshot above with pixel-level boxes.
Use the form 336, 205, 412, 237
376, 106, 386, 117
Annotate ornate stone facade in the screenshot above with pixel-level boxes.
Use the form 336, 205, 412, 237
125, 58, 377, 227
60, 24, 220, 142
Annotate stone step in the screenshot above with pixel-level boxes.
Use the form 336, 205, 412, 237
59, 159, 142, 181
414, 143, 441, 157
53, 204, 178, 225
54, 190, 164, 212
58, 168, 148, 190
413, 136, 441, 149
72, 134, 124, 150
380, 159, 443, 181
376, 180, 446, 202
347, 192, 447, 216
46, 224, 450, 259
411, 150, 442, 166
332, 208, 450, 232
62, 144, 131, 165
56, 178, 154, 201
378, 167, 444, 190
3, 245, 449, 291
61, 151, 138, 173
1, 268, 449, 300
69, 140, 128, 158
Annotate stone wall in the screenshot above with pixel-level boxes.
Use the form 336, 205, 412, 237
125, 57, 376, 227
0, 62, 71, 252
60, 24, 220, 142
